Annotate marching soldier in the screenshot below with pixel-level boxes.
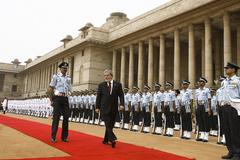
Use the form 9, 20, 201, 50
122, 87, 131, 130
180, 80, 193, 139
163, 82, 176, 137
48, 62, 71, 143
152, 83, 164, 134
195, 77, 211, 142
221, 62, 240, 159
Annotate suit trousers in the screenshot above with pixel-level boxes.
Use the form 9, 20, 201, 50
103, 111, 117, 142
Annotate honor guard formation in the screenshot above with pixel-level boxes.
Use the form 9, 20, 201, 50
3, 62, 240, 159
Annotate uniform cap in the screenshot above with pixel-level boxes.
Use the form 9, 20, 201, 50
219, 75, 226, 81
155, 83, 161, 87
182, 80, 190, 84
144, 85, 150, 90
224, 62, 240, 70
58, 62, 69, 68
210, 88, 216, 92
165, 81, 173, 87
198, 77, 208, 83
133, 86, 139, 90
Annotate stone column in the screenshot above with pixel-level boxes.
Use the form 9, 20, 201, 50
120, 47, 126, 88
215, 31, 221, 78
201, 32, 205, 77
237, 26, 240, 75
129, 44, 134, 89
174, 29, 180, 89
159, 34, 165, 85
112, 50, 117, 80
188, 24, 195, 87
205, 18, 213, 86
148, 38, 154, 88
223, 12, 232, 65
138, 41, 144, 90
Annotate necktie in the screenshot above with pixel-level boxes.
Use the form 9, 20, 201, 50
108, 81, 111, 93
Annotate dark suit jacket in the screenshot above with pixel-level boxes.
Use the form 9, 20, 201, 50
96, 80, 124, 115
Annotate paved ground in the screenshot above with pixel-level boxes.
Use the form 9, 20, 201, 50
0, 113, 227, 160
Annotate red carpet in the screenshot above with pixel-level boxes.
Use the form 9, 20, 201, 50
0, 115, 193, 160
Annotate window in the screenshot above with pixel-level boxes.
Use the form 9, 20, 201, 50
12, 85, 17, 92
81, 50, 84, 56
0, 74, 5, 92
14, 74, 17, 78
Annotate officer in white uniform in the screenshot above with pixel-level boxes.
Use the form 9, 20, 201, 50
195, 77, 211, 142
174, 89, 181, 131
152, 83, 164, 134
216, 75, 226, 145
210, 89, 218, 137
89, 90, 96, 124
122, 87, 131, 130
131, 86, 141, 131
221, 62, 240, 159
163, 82, 175, 137
180, 80, 193, 139
1, 97, 8, 114
141, 85, 152, 133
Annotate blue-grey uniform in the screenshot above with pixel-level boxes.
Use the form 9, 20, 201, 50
210, 94, 218, 136
174, 92, 181, 131
49, 62, 71, 142
153, 90, 164, 134
122, 91, 131, 129
195, 80, 211, 142
72, 95, 78, 121
83, 93, 90, 123
68, 95, 74, 120
163, 89, 176, 136
141, 87, 152, 133
180, 88, 193, 138
89, 92, 96, 124
131, 89, 141, 131
216, 82, 226, 144
221, 74, 240, 157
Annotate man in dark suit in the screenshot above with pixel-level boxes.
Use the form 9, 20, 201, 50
96, 69, 124, 148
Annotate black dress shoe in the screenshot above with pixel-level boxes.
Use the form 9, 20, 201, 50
61, 138, 69, 142
111, 141, 116, 148
102, 141, 109, 145
196, 138, 202, 141
51, 138, 57, 143
221, 153, 233, 159
232, 155, 240, 160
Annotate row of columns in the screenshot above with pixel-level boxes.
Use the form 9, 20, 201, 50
25, 63, 58, 93
112, 12, 235, 90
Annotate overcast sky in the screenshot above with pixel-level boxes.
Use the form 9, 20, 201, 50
0, 0, 170, 64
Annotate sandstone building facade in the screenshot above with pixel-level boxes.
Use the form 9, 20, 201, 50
5, 0, 240, 98
0, 60, 24, 100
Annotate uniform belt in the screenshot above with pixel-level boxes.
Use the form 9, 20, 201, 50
56, 92, 66, 97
